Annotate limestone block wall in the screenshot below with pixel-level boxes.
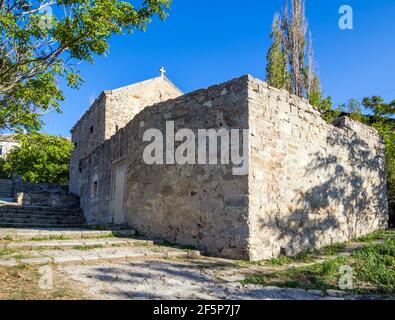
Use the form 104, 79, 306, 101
70, 95, 107, 195
17, 192, 80, 208
79, 129, 127, 224
79, 76, 252, 259
104, 77, 183, 140
70, 77, 182, 196
123, 78, 250, 259
76, 74, 388, 261
19, 182, 69, 194
247, 76, 388, 260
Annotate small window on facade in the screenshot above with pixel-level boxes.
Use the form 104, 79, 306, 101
74, 142, 78, 148
90, 126, 94, 133
92, 181, 98, 197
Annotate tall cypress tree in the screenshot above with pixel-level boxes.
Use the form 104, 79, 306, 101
285, 0, 307, 97
266, 13, 289, 90
266, 0, 333, 116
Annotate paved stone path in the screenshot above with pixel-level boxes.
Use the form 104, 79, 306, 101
0, 228, 392, 300
60, 258, 377, 300
0, 241, 199, 267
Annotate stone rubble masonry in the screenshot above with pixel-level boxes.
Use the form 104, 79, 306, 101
8, 177, 69, 198
247, 79, 388, 260
69, 76, 183, 195
16, 192, 80, 208
73, 74, 389, 261
18, 181, 69, 194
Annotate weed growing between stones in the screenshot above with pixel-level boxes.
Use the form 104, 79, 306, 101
73, 245, 104, 251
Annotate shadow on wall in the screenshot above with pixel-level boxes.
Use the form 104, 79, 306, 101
259, 120, 388, 256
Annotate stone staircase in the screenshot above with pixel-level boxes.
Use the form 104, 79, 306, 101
0, 228, 200, 267
0, 205, 86, 229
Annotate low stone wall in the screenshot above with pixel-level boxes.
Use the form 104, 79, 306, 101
17, 192, 80, 208
20, 182, 69, 194
0, 178, 69, 198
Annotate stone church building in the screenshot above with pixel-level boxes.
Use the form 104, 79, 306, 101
70, 73, 388, 261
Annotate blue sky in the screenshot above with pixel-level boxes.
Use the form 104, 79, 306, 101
42, 0, 395, 136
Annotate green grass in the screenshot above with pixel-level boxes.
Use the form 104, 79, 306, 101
0, 248, 31, 260
351, 240, 395, 292
84, 233, 115, 239
73, 245, 103, 251
238, 250, 317, 268
242, 239, 395, 295
0, 248, 16, 257
265, 256, 294, 266
315, 243, 347, 256
264, 246, 337, 267
357, 230, 395, 243
12, 253, 29, 260
294, 251, 316, 263
30, 235, 69, 241
243, 257, 349, 292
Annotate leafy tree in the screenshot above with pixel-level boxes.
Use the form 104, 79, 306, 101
0, 133, 74, 184
308, 75, 332, 112
266, 13, 289, 90
338, 99, 368, 123
0, 0, 171, 133
362, 96, 395, 218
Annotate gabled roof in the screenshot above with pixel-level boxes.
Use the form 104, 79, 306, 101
70, 76, 183, 133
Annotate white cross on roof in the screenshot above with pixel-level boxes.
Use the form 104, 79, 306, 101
160, 66, 166, 77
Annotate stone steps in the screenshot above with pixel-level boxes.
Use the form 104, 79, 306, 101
0, 228, 136, 240
0, 214, 84, 221
0, 216, 84, 223
0, 205, 85, 229
0, 213, 84, 220
1, 238, 154, 250
0, 228, 200, 267
0, 248, 199, 267
0, 222, 85, 229
0, 206, 82, 213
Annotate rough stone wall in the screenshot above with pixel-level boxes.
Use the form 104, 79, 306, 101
104, 77, 183, 140
70, 77, 182, 195
76, 74, 388, 261
19, 182, 69, 194
79, 76, 251, 259
79, 129, 128, 225
17, 192, 79, 208
247, 76, 388, 260
70, 95, 107, 195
